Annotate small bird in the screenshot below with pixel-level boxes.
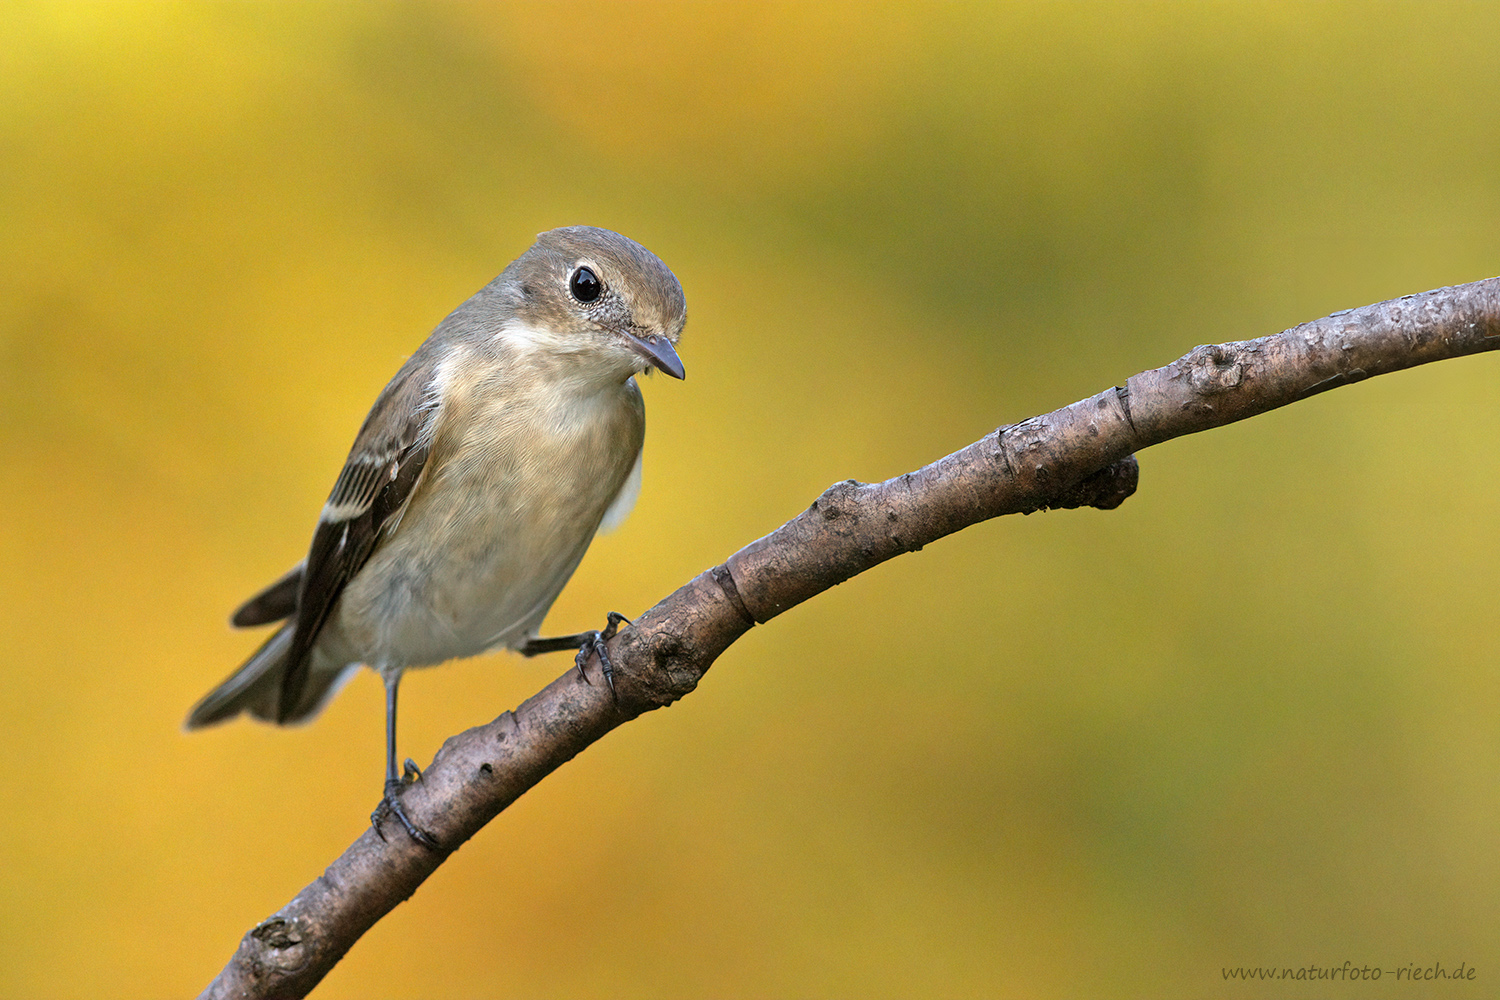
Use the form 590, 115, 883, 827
186, 226, 687, 847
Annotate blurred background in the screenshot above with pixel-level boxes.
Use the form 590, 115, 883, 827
3, 2, 1498, 997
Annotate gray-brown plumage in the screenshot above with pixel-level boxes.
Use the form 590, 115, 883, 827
186, 226, 686, 846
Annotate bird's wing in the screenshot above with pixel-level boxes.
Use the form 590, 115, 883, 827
230, 561, 305, 627
277, 352, 443, 721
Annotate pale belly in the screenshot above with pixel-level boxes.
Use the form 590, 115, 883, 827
318, 384, 644, 670
329, 514, 595, 667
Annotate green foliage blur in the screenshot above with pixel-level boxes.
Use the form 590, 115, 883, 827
3, 3, 1498, 997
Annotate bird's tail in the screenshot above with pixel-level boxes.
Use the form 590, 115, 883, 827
185, 624, 356, 729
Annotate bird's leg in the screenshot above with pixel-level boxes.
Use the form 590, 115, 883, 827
370, 668, 440, 850
519, 611, 629, 696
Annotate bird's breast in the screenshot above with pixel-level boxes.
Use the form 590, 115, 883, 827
326, 374, 646, 669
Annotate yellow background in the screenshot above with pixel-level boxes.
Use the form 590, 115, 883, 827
3, 3, 1498, 997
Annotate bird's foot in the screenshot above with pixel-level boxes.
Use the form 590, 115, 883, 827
518, 611, 629, 697
371, 767, 440, 850
573, 611, 629, 697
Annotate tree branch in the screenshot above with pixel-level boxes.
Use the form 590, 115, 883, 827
201, 276, 1500, 999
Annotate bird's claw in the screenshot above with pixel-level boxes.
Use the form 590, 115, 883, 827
372, 777, 440, 850
573, 611, 628, 698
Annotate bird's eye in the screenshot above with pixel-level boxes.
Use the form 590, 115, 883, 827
569, 266, 602, 303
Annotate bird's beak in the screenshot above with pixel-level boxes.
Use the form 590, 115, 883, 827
624, 330, 686, 380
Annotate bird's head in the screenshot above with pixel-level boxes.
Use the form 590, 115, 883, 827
501, 226, 687, 382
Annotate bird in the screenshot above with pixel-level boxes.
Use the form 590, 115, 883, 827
185, 226, 687, 848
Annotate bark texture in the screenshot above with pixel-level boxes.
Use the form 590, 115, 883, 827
202, 276, 1500, 999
